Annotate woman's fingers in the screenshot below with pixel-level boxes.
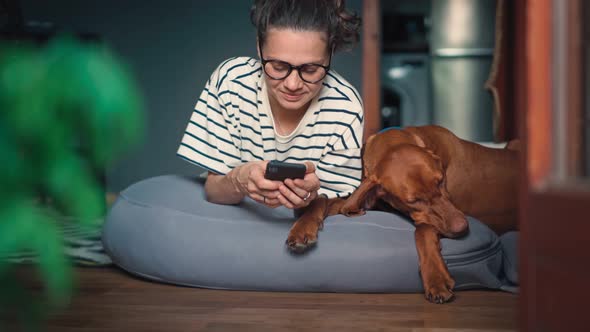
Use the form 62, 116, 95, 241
304, 161, 316, 174
277, 193, 294, 209
278, 183, 316, 209
243, 160, 284, 207
251, 160, 319, 209
284, 179, 309, 200
252, 191, 281, 207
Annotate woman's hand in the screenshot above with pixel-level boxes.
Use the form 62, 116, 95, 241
229, 160, 282, 207
276, 161, 320, 209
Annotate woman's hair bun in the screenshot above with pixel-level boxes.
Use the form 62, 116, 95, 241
250, 0, 361, 53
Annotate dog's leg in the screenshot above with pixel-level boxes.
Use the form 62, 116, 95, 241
415, 224, 455, 304
340, 179, 380, 217
287, 197, 344, 252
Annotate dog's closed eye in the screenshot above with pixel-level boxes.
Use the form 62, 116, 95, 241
406, 197, 424, 205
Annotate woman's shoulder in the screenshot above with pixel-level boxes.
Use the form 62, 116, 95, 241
321, 71, 362, 106
319, 70, 363, 111
212, 57, 262, 81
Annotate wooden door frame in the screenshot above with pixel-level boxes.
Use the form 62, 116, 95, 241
519, 0, 589, 330
523, 0, 585, 187
361, 0, 380, 142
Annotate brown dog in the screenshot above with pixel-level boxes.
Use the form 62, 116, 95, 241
286, 125, 519, 303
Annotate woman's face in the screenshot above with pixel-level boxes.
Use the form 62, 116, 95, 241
259, 27, 330, 115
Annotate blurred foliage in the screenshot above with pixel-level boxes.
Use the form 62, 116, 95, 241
0, 35, 144, 330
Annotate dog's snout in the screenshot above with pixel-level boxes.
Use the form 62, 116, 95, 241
449, 216, 468, 236
440, 205, 468, 237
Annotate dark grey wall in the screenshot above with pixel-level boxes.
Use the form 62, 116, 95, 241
20, 0, 363, 191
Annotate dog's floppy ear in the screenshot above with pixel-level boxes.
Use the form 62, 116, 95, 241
409, 131, 427, 148
341, 178, 381, 217
365, 133, 377, 146
406, 133, 443, 171
424, 147, 441, 162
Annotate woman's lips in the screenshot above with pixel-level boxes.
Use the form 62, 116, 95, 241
282, 91, 303, 102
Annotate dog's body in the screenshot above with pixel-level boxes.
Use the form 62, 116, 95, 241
286, 125, 519, 303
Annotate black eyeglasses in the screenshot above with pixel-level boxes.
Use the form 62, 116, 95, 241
258, 41, 331, 84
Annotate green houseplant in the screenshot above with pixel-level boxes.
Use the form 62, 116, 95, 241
0, 35, 143, 330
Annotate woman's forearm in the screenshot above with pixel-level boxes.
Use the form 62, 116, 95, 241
204, 170, 245, 205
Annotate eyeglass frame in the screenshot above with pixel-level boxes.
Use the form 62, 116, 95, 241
258, 40, 332, 84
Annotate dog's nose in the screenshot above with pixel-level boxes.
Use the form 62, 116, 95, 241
449, 217, 468, 236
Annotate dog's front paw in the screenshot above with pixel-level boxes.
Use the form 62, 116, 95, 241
423, 275, 456, 304
340, 203, 366, 217
286, 222, 320, 253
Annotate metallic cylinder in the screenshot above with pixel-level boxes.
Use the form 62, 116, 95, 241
430, 0, 497, 142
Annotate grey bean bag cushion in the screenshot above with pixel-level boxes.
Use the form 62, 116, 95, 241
102, 175, 517, 293
500, 231, 519, 286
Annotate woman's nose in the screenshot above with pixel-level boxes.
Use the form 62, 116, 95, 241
283, 69, 303, 90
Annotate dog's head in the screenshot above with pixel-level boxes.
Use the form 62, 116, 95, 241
343, 143, 468, 237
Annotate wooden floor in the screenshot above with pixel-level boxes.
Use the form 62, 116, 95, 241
7, 267, 518, 332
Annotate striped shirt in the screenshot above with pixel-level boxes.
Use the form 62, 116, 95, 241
177, 57, 364, 198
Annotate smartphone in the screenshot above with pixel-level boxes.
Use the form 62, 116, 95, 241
264, 160, 306, 181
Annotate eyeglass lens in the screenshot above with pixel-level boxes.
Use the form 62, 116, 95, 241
263, 61, 327, 83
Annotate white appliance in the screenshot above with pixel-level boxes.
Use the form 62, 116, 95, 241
380, 53, 432, 129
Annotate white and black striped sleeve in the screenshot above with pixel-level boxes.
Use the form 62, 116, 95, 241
177, 64, 241, 175
316, 113, 364, 198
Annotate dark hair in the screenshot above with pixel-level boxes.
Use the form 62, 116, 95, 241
250, 0, 361, 53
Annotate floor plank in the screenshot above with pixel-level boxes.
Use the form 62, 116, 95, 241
17, 267, 520, 332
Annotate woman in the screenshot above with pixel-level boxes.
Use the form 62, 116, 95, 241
177, 0, 363, 210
